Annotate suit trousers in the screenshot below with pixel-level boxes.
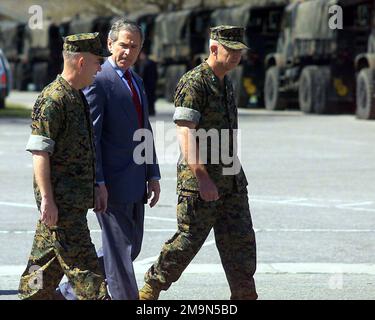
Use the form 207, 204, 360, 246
96, 201, 145, 300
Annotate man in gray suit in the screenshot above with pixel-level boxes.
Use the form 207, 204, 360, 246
59, 19, 161, 300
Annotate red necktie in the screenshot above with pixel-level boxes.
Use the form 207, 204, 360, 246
124, 70, 143, 128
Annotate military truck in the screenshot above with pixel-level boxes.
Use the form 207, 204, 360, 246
354, 2, 375, 120
151, 8, 214, 102
211, 0, 287, 108
68, 14, 113, 50
26, 19, 64, 91
0, 48, 11, 109
23, 14, 113, 91
0, 21, 29, 90
123, 12, 157, 56
264, 0, 371, 114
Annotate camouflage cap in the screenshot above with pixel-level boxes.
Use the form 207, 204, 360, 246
63, 32, 111, 57
210, 25, 249, 50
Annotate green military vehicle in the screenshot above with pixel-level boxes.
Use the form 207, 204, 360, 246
0, 20, 29, 90
1, 18, 64, 91
26, 18, 63, 91
264, 0, 371, 114
68, 14, 113, 50
354, 2, 375, 120
211, 0, 287, 108
151, 8, 213, 102
122, 12, 157, 56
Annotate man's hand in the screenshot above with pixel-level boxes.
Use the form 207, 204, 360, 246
94, 184, 108, 214
147, 180, 160, 208
40, 196, 59, 227
197, 176, 219, 202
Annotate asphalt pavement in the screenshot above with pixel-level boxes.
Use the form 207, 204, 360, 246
1, 92, 375, 300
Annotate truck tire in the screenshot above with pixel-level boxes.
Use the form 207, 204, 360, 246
356, 68, 375, 120
314, 67, 336, 114
298, 66, 316, 113
264, 66, 287, 111
299, 66, 335, 114
165, 65, 186, 102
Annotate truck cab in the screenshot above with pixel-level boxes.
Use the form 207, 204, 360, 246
264, 0, 371, 114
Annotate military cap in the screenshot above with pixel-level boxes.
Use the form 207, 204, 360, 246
63, 32, 111, 57
210, 25, 249, 50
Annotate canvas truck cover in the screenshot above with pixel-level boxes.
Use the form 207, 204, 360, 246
68, 15, 97, 35
0, 21, 28, 60
152, 10, 192, 62
28, 20, 54, 49
211, 1, 289, 33
294, 0, 336, 41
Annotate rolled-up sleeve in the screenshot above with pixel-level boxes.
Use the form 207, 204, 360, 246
173, 107, 201, 124
26, 135, 55, 154
173, 77, 204, 125
27, 96, 63, 155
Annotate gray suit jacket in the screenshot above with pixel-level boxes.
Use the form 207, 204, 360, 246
84, 60, 160, 204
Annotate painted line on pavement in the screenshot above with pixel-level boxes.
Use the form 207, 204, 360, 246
2, 228, 375, 235
2, 263, 375, 276
1, 197, 374, 215
0, 229, 176, 235
0, 202, 35, 209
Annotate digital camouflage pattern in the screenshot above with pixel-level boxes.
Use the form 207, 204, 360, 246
141, 61, 257, 300
29, 75, 96, 210
19, 208, 108, 300
210, 25, 249, 50
144, 193, 257, 300
174, 61, 248, 196
20, 75, 108, 300
63, 32, 111, 57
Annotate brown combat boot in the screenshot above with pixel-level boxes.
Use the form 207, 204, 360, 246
138, 283, 161, 300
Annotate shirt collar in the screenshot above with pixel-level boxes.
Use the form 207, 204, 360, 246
201, 60, 228, 94
108, 57, 132, 78
57, 74, 82, 101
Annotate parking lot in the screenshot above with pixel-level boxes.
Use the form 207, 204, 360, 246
1, 96, 375, 300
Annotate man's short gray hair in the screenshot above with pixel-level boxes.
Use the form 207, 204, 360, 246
62, 51, 82, 65
108, 19, 144, 47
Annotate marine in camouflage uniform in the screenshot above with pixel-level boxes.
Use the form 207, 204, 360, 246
18, 33, 111, 300
140, 26, 257, 300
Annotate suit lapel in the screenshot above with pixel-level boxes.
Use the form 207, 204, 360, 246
104, 61, 139, 127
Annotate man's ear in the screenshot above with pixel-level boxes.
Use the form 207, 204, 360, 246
78, 56, 84, 71
210, 44, 218, 57
107, 38, 113, 53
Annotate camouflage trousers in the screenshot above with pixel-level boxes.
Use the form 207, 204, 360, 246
18, 207, 108, 300
144, 192, 257, 300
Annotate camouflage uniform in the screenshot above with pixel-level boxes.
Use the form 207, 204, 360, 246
143, 26, 257, 300
19, 33, 110, 300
